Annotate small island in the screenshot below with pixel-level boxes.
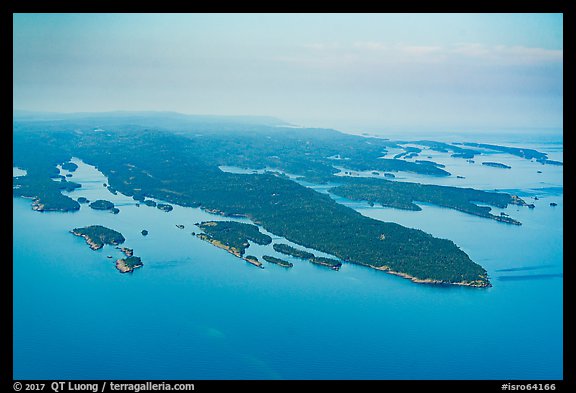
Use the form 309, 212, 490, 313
89, 199, 116, 211
143, 199, 157, 207
550, 202, 557, 207
116, 256, 143, 273
141, 229, 149, 236
157, 203, 173, 212
273, 243, 341, 270
71, 225, 125, 250
77, 196, 90, 204
262, 255, 293, 268
244, 255, 264, 268
481, 162, 511, 169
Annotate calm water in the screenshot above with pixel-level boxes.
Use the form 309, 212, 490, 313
13, 135, 563, 380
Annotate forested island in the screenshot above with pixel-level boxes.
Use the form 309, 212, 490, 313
273, 243, 342, 270
262, 255, 293, 268
71, 225, 125, 250
329, 178, 527, 225
482, 162, 511, 169
14, 111, 555, 286
116, 256, 143, 273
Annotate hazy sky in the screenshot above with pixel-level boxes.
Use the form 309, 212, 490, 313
13, 13, 563, 133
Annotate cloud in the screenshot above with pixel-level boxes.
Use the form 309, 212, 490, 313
450, 43, 563, 64
297, 41, 562, 66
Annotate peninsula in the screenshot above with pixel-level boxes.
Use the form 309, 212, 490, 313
195, 221, 272, 267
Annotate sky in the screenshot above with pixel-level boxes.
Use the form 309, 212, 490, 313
13, 13, 563, 134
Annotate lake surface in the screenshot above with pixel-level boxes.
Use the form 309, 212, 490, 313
13, 134, 563, 380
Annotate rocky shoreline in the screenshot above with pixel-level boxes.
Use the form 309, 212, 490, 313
369, 265, 491, 288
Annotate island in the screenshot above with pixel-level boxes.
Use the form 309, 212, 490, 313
262, 255, 293, 268
71, 225, 125, 250
116, 256, 143, 273
77, 196, 89, 204
157, 203, 173, 212
550, 202, 557, 207
482, 162, 511, 169
329, 177, 527, 225
244, 255, 264, 268
141, 229, 149, 236
89, 199, 116, 211
176, 224, 185, 229
143, 199, 157, 207
273, 243, 341, 270
457, 142, 562, 166
273, 243, 314, 259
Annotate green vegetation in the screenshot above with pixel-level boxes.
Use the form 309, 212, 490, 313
71, 225, 125, 249
157, 203, 173, 212
329, 177, 525, 225
262, 255, 293, 268
141, 229, 149, 236
196, 221, 272, 256
482, 162, 511, 169
77, 196, 89, 204
310, 256, 342, 270
273, 243, 314, 259
273, 243, 341, 270
13, 112, 502, 286
89, 199, 115, 211
116, 256, 143, 273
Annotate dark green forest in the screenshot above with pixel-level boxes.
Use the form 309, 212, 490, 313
13, 113, 555, 286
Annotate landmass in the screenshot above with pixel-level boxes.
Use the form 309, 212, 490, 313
482, 162, 511, 169
195, 221, 272, 260
273, 243, 341, 270
157, 203, 173, 212
116, 256, 143, 273
12, 112, 518, 286
71, 225, 125, 250
89, 199, 116, 211
262, 255, 293, 268
329, 177, 526, 225
141, 229, 149, 235
457, 142, 562, 166
243, 255, 264, 268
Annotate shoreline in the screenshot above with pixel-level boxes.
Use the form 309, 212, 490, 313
369, 265, 491, 288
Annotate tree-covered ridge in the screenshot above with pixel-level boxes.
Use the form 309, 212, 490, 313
71, 225, 125, 249
329, 178, 527, 225
457, 142, 562, 165
273, 243, 342, 270
482, 162, 511, 169
196, 221, 272, 257
273, 243, 314, 259
262, 255, 293, 268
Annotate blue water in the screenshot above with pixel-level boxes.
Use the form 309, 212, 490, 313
13, 136, 563, 380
